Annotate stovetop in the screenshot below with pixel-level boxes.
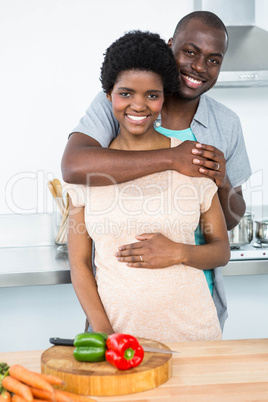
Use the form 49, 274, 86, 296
230, 241, 268, 261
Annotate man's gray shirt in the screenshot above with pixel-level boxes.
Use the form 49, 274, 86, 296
72, 91, 252, 330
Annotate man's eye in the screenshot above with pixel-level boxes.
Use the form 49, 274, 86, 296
185, 50, 195, 56
209, 58, 220, 65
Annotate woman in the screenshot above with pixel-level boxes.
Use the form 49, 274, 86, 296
66, 31, 230, 343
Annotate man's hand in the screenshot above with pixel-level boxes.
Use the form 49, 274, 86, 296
191, 143, 227, 188
171, 140, 204, 177
115, 233, 180, 268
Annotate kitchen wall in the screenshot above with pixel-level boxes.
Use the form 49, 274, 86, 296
1, 0, 268, 350
1, 0, 268, 215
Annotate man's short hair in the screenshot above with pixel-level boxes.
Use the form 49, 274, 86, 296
173, 11, 228, 46
100, 30, 178, 95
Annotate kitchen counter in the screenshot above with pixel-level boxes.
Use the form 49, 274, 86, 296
0, 245, 70, 287
1, 210, 268, 288
1, 338, 268, 401
0, 213, 72, 288
1, 244, 268, 288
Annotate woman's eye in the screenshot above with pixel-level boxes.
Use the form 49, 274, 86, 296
120, 92, 131, 97
148, 94, 158, 99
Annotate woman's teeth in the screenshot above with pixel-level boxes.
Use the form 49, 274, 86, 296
127, 115, 147, 121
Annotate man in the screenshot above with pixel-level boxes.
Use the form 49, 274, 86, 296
61, 11, 251, 329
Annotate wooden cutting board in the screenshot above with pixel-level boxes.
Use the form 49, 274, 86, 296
41, 338, 172, 396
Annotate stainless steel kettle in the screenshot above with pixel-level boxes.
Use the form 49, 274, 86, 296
228, 211, 253, 249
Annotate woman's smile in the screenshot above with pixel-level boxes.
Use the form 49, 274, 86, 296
125, 114, 150, 124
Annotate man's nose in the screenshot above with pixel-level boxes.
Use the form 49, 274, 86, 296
191, 56, 207, 73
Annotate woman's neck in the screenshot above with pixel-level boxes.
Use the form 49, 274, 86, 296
109, 128, 170, 151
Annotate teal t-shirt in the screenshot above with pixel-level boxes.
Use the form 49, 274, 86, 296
155, 125, 214, 295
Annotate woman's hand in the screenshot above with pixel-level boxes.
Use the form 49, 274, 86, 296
115, 232, 181, 268
192, 143, 227, 188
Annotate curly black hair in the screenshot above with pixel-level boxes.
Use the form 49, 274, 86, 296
100, 30, 178, 95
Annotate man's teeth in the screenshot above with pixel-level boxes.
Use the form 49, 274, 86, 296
127, 115, 147, 121
185, 75, 202, 84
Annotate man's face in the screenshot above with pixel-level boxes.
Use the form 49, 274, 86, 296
169, 19, 228, 100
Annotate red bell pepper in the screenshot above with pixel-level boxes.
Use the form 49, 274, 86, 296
105, 334, 144, 370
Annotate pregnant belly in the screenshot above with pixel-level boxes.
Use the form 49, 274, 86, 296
97, 265, 221, 343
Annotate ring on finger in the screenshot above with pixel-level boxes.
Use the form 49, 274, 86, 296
215, 163, 220, 171
139, 255, 143, 262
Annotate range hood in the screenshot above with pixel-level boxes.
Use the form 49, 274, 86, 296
194, 0, 268, 87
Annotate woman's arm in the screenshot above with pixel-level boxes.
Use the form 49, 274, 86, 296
68, 199, 114, 334
179, 192, 230, 269
116, 193, 230, 270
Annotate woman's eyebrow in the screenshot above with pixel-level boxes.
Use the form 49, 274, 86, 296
117, 87, 163, 93
145, 89, 162, 93
117, 87, 134, 91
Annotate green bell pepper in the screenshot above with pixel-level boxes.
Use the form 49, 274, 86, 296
73, 332, 108, 362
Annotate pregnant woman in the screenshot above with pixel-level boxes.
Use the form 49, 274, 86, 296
66, 30, 230, 343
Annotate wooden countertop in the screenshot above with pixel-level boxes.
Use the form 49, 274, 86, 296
1, 338, 268, 401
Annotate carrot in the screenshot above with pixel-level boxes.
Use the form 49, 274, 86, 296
0, 395, 12, 402
2, 377, 32, 402
11, 396, 26, 402
29, 387, 53, 401
33, 400, 52, 402
1, 391, 11, 401
54, 390, 95, 402
53, 391, 72, 402
9, 366, 54, 395
34, 373, 65, 386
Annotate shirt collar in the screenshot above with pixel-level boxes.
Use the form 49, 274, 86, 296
192, 95, 209, 128
155, 94, 209, 128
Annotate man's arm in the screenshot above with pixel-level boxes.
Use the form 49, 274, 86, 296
62, 133, 245, 228
191, 143, 246, 230
218, 183, 245, 230
61, 133, 203, 186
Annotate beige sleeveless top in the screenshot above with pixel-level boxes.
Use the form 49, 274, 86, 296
66, 138, 221, 342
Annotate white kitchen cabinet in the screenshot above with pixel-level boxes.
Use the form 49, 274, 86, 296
0, 284, 85, 353
222, 274, 268, 340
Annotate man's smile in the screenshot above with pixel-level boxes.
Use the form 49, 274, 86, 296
181, 73, 204, 88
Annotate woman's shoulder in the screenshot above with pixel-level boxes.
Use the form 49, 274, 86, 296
170, 137, 183, 148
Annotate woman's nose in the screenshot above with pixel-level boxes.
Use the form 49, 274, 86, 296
131, 97, 146, 111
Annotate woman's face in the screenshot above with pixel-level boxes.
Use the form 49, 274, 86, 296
107, 69, 164, 138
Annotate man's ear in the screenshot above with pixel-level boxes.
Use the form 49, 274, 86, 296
167, 38, 173, 48
106, 92, 112, 102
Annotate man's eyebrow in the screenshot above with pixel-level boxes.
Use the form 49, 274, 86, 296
186, 43, 224, 58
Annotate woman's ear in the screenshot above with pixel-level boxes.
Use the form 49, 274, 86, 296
106, 92, 112, 102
